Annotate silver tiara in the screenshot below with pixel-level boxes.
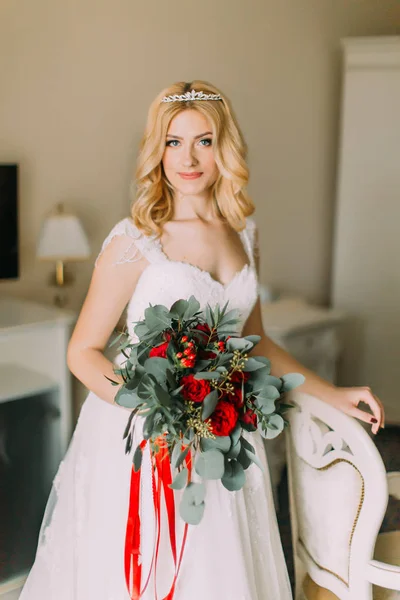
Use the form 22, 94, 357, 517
161, 90, 222, 103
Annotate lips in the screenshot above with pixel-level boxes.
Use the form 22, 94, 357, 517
178, 172, 203, 180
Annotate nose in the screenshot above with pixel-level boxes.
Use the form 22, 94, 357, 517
181, 144, 198, 167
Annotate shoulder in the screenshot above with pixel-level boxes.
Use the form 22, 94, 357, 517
103, 217, 142, 242
95, 217, 145, 268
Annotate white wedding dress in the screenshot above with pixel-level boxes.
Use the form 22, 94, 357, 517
19, 216, 293, 600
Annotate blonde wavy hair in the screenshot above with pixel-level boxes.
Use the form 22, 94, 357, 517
130, 80, 255, 236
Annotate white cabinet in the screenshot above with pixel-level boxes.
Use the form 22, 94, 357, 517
0, 296, 75, 598
261, 297, 346, 383
331, 36, 400, 425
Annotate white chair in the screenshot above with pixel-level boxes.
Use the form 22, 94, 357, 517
285, 392, 400, 600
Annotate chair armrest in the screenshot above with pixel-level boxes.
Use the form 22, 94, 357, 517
367, 559, 400, 591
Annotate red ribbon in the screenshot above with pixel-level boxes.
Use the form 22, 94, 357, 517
125, 437, 191, 600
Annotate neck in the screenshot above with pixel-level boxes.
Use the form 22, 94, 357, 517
171, 190, 218, 222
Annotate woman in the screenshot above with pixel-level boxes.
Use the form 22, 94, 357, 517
20, 80, 384, 600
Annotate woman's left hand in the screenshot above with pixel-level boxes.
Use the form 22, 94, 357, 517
327, 386, 385, 435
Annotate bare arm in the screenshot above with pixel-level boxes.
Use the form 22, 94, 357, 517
242, 227, 385, 433
67, 235, 148, 405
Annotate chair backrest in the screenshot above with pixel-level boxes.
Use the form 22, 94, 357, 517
286, 392, 388, 600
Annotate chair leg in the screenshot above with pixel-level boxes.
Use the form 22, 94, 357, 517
302, 574, 340, 600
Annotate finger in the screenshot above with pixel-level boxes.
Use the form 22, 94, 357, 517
373, 394, 385, 428
357, 390, 383, 431
350, 406, 380, 435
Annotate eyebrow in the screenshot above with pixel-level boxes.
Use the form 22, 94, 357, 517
166, 131, 213, 140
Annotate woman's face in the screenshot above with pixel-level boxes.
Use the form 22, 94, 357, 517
162, 109, 219, 199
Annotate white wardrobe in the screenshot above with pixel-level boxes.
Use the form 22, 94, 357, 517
331, 37, 400, 424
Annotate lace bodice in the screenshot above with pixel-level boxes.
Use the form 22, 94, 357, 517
96, 217, 259, 339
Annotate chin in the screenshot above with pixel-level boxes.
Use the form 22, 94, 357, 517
174, 180, 209, 194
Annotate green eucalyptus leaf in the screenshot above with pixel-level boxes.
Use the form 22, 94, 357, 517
134, 322, 149, 338
217, 352, 234, 365
195, 449, 225, 480
183, 296, 201, 320
244, 448, 264, 471
252, 356, 271, 367
237, 445, 252, 470
114, 388, 143, 409
258, 385, 281, 401
179, 500, 204, 525
226, 337, 253, 352
243, 335, 261, 346
171, 384, 184, 397
143, 412, 156, 440
240, 436, 255, 454
255, 397, 277, 415
194, 372, 221, 381
179, 482, 205, 525
221, 460, 245, 491
230, 422, 242, 447
144, 305, 172, 332
169, 466, 188, 490
259, 414, 285, 439
166, 368, 178, 389
243, 357, 267, 372
171, 443, 181, 468
154, 382, 172, 407
169, 299, 189, 319
175, 445, 191, 469
201, 389, 219, 420
133, 445, 143, 472
281, 373, 305, 392
227, 439, 241, 459
200, 436, 231, 453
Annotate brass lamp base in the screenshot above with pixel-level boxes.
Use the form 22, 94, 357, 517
47, 261, 75, 308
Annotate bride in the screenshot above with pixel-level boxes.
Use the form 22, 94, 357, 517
19, 80, 384, 600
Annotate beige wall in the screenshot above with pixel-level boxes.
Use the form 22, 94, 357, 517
0, 0, 399, 311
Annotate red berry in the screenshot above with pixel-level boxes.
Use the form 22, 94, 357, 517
183, 348, 191, 356
188, 341, 194, 348
188, 353, 196, 360
181, 335, 188, 343
176, 352, 183, 358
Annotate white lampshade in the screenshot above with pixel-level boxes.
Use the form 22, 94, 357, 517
37, 212, 91, 261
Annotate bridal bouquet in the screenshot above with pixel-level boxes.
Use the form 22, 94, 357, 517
111, 295, 304, 526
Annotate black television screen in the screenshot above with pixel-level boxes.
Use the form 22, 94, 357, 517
0, 164, 19, 280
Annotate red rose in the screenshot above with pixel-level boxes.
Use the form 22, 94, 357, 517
230, 371, 250, 384
208, 400, 238, 436
194, 323, 211, 335
149, 341, 168, 358
241, 408, 257, 431
194, 322, 219, 343
224, 385, 244, 409
181, 374, 211, 403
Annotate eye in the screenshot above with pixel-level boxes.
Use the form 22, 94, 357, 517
166, 139, 180, 147
199, 138, 212, 146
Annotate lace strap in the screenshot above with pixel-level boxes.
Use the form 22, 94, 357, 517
95, 217, 163, 267
241, 216, 258, 268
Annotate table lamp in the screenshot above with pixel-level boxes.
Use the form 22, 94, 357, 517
37, 203, 91, 306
